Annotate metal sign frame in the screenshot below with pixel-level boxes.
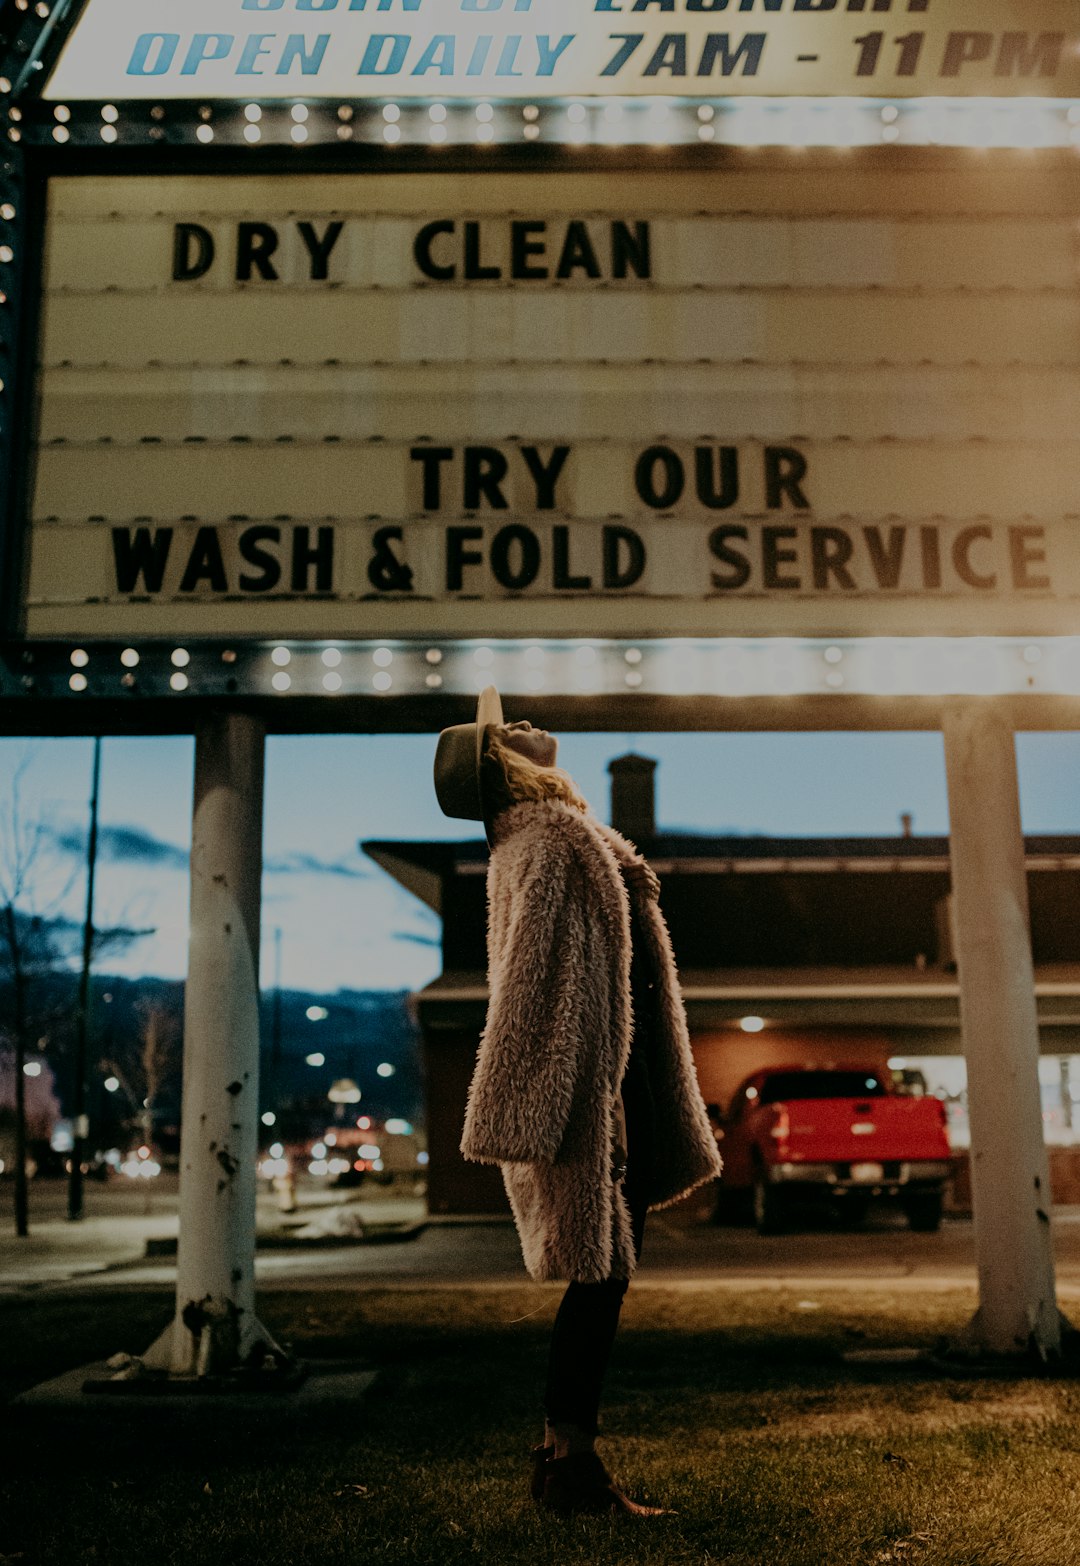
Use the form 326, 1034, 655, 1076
1, 0, 1079, 729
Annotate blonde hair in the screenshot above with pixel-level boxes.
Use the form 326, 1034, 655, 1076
485, 729, 589, 815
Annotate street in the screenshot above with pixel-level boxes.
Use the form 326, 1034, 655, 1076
5, 1173, 1080, 1298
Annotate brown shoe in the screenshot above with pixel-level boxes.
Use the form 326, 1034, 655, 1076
540, 1450, 674, 1517
529, 1443, 554, 1503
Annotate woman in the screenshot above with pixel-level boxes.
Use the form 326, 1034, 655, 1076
434, 687, 722, 1518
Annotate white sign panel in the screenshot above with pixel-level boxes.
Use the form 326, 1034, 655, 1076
27, 171, 1080, 639
45, 0, 1080, 102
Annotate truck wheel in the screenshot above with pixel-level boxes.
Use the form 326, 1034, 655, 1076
904, 1192, 943, 1232
752, 1172, 786, 1235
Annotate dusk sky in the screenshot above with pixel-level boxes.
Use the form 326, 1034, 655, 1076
1, 729, 1078, 995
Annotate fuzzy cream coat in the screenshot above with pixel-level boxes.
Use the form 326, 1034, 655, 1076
459, 799, 723, 1284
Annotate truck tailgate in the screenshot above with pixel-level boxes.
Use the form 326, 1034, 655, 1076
781, 1096, 949, 1162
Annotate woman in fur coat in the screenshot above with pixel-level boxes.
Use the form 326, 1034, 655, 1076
434, 688, 722, 1518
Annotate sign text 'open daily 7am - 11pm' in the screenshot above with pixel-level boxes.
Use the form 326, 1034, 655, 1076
44, 0, 1080, 101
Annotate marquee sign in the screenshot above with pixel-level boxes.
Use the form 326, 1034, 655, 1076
25, 170, 1080, 642
43, 0, 1080, 103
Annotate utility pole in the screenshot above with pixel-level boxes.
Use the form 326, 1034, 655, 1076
68, 735, 101, 1223
7, 903, 29, 1237
270, 925, 283, 1116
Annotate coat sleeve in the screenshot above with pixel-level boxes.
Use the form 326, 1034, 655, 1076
460, 825, 585, 1166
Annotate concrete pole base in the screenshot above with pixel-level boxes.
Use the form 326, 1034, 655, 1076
138, 1308, 294, 1381
933, 1307, 1080, 1374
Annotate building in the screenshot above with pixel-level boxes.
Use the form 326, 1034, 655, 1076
366, 755, 1080, 1216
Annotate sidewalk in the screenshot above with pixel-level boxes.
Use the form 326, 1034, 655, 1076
0, 1191, 428, 1289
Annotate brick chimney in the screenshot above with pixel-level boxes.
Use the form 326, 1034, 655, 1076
608, 753, 657, 845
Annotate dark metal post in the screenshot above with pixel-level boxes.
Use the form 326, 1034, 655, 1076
271, 925, 283, 1114
68, 734, 101, 1222
7, 902, 29, 1237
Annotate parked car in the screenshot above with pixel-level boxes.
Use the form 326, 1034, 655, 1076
717, 1064, 952, 1234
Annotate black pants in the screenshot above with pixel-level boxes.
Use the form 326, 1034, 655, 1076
543, 1062, 655, 1437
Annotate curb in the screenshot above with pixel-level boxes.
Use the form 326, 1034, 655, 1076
144, 1222, 429, 1257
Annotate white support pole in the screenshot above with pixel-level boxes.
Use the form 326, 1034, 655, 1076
942, 701, 1067, 1361
143, 711, 281, 1378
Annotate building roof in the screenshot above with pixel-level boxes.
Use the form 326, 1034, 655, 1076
363, 832, 1080, 899
417, 964, 1080, 1044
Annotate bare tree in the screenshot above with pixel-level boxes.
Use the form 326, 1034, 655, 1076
100, 998, 180, 1152
0, 755, 79, 1236
0, 750, 154, 1235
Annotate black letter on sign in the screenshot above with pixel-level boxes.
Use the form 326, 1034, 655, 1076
696, 446, 739, 510
764, 446, 810, 510
180, 527, 228, 593
811, 527, 856, 590
298, 220, 344, 281
635, 446, 685, 509
491, 525, 541, 590
709, 525, 750, 589
921, 526, 942, 589
603, 525, 646, 589
414, 219, 456, 281
465, 447, 509, 510
368, 527, 414, 593
511, 221, 548, 280
113, 526, 173, 593
173, 224, 214, 282
553, 526, 591, 590
863, 525, 906, 590
762, 527, 800, 590
612, 221, 651, 281
556, 221, 602, 281
236, 222, 280, 281
292, 526, 334, 591
952, 526, 995, 590
238, 526, 282, 592
411, 446, 454, 510
521, 445, 570, 510
446, 526, 484, 590
464, 221, 500, 281
1009, 526, 1050, 590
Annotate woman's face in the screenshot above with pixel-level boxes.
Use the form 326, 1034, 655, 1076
499, 720, 558, 768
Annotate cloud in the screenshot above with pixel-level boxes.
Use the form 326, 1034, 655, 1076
52, 823, 188, 871
264, 852, 371, 881
52, 827, 371, 883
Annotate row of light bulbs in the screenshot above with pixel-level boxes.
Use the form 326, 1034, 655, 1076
51, 638, 1080, 699
19, 96, 1080, 150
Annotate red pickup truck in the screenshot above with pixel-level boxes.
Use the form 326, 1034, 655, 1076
717, 1064, 952, 1234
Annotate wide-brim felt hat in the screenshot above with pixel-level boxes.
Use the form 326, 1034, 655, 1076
434, 685, 505, 847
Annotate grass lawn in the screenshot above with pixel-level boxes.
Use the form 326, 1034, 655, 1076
2, 1282, 1079, 1566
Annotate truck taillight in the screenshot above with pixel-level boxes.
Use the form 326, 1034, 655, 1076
769, 1106, 790, 1141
